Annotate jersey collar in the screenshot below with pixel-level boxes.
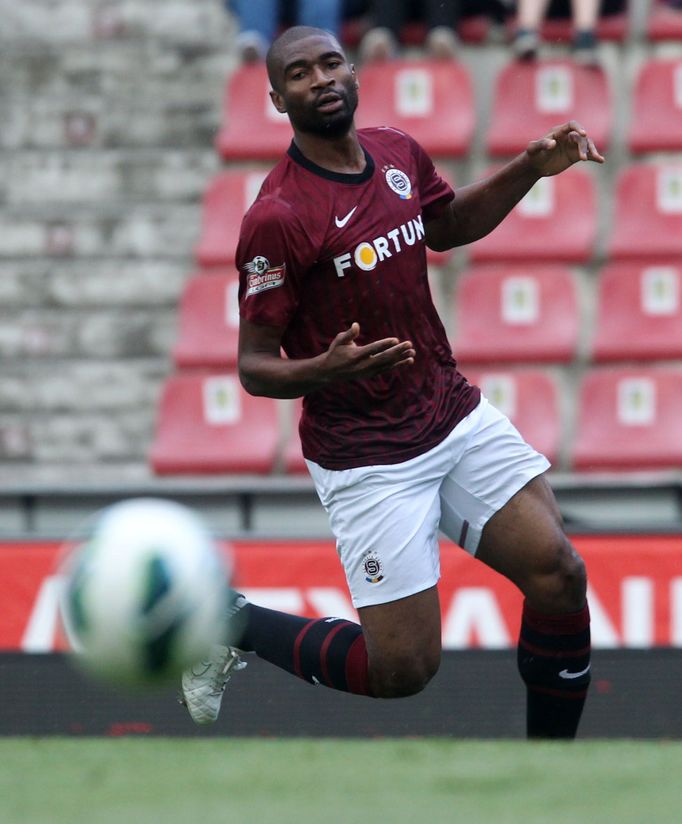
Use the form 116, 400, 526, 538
287, 140, 375, 184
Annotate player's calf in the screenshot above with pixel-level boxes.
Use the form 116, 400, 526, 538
517, 537, 591, 738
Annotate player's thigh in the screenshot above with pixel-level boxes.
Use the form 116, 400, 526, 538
358, 584, 442, 695
437, 396, 550, 556
476, 473, 587, 610
306, 448, 450, 611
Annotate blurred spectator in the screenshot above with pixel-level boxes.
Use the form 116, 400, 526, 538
358, 1, 514, 63
512, 0, 624, 66
229, 0, 344, 63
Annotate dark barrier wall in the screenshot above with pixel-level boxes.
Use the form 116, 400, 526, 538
2, 650, 681, 739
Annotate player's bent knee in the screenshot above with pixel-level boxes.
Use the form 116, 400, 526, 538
526, 536, 588, 613
369, 649, 441, 699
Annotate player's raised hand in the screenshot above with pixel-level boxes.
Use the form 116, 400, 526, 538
324, 322, 415, 379
526, 120, 605, 177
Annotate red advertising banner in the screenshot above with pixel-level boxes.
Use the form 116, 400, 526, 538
2, 536, 681, 652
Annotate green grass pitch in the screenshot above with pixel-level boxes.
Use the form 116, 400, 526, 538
1, 738, 681, 823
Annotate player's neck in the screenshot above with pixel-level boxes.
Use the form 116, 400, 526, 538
291, 128, 366, 175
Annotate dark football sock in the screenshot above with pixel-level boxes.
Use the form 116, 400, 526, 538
517, 600, 591, 739
235, 601, 372, 696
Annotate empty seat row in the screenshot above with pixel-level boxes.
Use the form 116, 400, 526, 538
149, 367, 682, 475
195, 162, 682, 268
173, 262, 682, 371
216, 58, 682, 161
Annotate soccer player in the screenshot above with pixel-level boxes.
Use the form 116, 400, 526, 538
181, 25, 603, 738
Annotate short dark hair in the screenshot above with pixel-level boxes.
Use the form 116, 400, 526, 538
266, 26, 342, 92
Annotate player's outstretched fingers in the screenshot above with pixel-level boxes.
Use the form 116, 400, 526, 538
368, 340, 416, 372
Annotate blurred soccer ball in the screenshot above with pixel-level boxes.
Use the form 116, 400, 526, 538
59, 498, 231, 688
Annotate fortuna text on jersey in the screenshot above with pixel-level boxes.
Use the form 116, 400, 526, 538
333, 214, 425, 277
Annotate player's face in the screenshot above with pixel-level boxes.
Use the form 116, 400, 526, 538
270, 34, 359, 139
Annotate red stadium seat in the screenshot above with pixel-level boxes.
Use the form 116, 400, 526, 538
486, 60, 612, 156
195, 169, 268, 267
355, 60, 475, 158
608, 163, 682, 262
149, 372, 280, 474
572, 366, 682, 471
172, 270, 240, 369
469, 167, 597, 263
592, 262, 682, 362
647, 0, 682, 41
628, 59, 682, 153
462, 368, 562, 464
216, 64, 292, 161
452, 264, 579, 364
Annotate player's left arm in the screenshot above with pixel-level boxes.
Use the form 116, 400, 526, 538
424, 120, 605, 252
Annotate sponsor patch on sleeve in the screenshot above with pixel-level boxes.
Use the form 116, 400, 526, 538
244, 256, 286, 297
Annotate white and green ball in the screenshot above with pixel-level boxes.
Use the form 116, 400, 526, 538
59, 498, 231, 688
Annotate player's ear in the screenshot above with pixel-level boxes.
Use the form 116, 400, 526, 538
269, 89, 287, 114
350, 64, 359, 90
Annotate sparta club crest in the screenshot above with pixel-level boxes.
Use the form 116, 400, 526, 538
384, 167, 412, 200
363, 554, 384, 584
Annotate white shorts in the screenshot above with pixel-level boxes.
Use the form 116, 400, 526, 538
306, 396, 550, 609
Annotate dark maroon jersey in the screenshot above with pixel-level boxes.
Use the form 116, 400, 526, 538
237, 126, 480, 469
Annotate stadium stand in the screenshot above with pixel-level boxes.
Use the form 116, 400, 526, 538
451, 264, 579, 364
608, 163, 682, 261
572, 367, 682, 471
459, 368, 562, 465
647, 0, 682, 41
469, 168, 597, 263
354, 60, 475, 158
341, 13, 495, 48
149, 372, 280, 474
591, 262, 682, 362
486, 60, 613, 156
195, 169, 268, 267
5, 0, 682, 525
216, 63, 293, 161
172, 270, 241, 369
530, 6, 629, 42
628, 59, 682, 153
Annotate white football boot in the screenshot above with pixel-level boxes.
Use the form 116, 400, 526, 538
180, 645, 247, 725
180, 591, 249, 725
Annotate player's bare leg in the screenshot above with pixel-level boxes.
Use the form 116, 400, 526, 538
357, 585, 442, 698
475, 473, 591, 738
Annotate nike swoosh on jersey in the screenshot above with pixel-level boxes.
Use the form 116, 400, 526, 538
558, 664, 591, 680
335, 206, 358, 228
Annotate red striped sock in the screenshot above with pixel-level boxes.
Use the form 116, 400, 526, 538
238, 604, 372, 696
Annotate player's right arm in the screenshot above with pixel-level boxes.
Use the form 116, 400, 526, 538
239, 319, 415, 399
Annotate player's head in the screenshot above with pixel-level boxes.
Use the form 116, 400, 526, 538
266, 27, 359, 140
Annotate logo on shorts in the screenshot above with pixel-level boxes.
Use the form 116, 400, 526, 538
384, 167, 412, 200
363, 554, 384, 584
244, 256, 286, 296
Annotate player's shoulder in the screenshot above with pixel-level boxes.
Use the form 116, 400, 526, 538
358, 126, 429, 171
358, 125, 421, 152
242, 160, 300, 229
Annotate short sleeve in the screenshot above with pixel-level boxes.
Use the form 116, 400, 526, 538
409, 136, 455, 222
237, 198, 315, 329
